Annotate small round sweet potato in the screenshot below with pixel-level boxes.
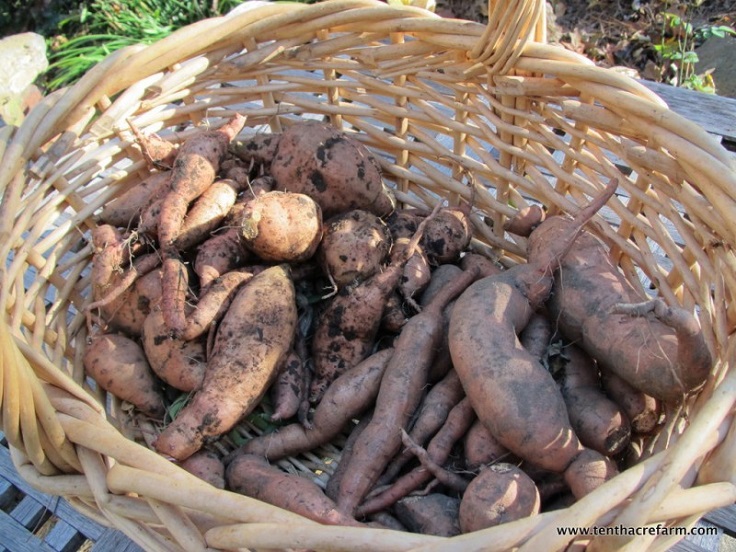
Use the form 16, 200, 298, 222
240, 191, 323, 262
318, 209, 391, 288
422, 206, 472, 264
180, 450, 225, 489
459, 463, 541, 533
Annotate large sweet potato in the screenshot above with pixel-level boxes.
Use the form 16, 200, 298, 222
153, 265, 297, 460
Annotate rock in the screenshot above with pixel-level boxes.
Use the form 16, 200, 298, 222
0, 33, 48, 126
695, 36, 736, 99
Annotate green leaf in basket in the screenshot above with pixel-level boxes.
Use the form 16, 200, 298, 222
165, 391, 193, 424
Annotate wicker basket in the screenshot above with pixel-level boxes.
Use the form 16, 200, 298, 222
2, 0, 735, 549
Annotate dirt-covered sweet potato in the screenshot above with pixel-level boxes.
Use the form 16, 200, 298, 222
458, 463, 541, 533
83, 333, 165, 418
233, 121, 395, 218
142, 309, 207, 392
153, 265, 297, 460
100, 268, 163, 336
318, 209, 391, 288
179, 450, 225, 489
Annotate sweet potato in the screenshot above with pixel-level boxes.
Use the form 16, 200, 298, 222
459, 463, 540, 533
226, 453, 363, 527
336, 262, 479, 516
173, 177, 246, 251
381, 291, 409, 333
463, 419, 514, 471
421, 205, 472, 265
356, 397, 477, 518
395, 494, 461, 537
99, 171, 171, 228
142, 308, 207, 392
309, 207, 438, 403
269, 348, 306, 423
318, 209, 391, 288
128, 120, 179, 169
551, 342, 631, 457
180, 450, 225, 489
240, 191, 323, 262
158, 115, 246, 333
181, 268, 257, 342
230, 347, 394, 461
503, 204, 546, 237
83, 333, 165, 418
459, 252, 503, 278
380, 369, 465, 485
101, 268, 163, 336
153, 265, 297, 460
387, 209, 432, 310
527, 213, 712, 401
157, 114, 246, 249
600, 368, 661, 435
233, 121, 395, 218
448, 181, 619, 498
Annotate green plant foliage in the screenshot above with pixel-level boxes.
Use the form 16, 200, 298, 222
654, 3, 735, 94
44, 0, 253, 90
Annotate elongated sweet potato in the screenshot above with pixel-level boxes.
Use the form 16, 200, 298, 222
335, 266, 480, 516
448, 181, 619, 498
318, 209, 391, 288
226, 453, 363, 527
552, 342, 631, 457
83, 333, 165, 418
153, 265, 297, 460
231, 347, 394, 461
181, 268, 257, 342
600, 368, 661, 435
463, 419, 514, 471
459, 463, 541, 533
101, 268, 163, 336
527, 214, 712, 402
99, 171, 171, 228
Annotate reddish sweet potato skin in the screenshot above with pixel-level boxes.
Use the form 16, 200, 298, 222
226, 453, 362, 527
100, 171, 171, 228
153, 265, 297, 460
180, 451, 225, 489
528, 219, 712, 401
459, 463, 541, 533
83, 333, 165, 418
101, 268, 163, 336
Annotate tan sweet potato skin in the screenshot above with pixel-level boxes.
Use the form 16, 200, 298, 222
153, 265, 297, 460
267, 121, 395, 218
240, 191, 323, 262
83, 333, 165, 418
459, 463, 540, 533
142, 309, 207, 392
101, 268, 163, 336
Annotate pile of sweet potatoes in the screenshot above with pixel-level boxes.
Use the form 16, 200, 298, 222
83, 116, 713, 535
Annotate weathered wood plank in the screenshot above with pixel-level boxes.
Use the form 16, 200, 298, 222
90, 528, 145, 552
704, 504, 736, 537
0, 508, 56, 552
43, 519, 88, 552
640, 79, 736, 142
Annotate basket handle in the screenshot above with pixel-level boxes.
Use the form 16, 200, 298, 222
470, 0, 547, 74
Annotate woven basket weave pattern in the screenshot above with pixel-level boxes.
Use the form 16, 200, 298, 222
1, 0, 736, 550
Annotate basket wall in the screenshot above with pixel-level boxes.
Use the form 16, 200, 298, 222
1, 0, 736, 550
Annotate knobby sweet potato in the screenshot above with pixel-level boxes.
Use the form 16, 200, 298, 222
240, 191, 323, 262
318, 209, 391, 288
153, 265, 297, 460
100, 171, 171, 228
